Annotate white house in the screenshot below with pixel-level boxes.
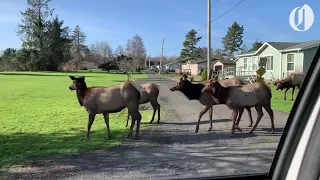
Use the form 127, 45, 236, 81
234, 40, 320, 80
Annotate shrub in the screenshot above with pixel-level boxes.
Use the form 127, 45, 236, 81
201, 67, 208, 82
165, 69, 169, 74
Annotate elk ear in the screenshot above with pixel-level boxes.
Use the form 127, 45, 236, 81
79, 76, 85, 81
69, 76, 75, 80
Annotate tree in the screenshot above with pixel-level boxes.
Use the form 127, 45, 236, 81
97, 61, 118, 73
114, 45, 125, 56
46, 16, 72, 70
125, 35, 147, 68
212, 48, 227, 59
17, 0, 54, 70
180, 29, 202, 63
240, 44, 249, 54
90, 41, 113, 64
117, 55, 139, 80
250, 39, 263, 52
70, 25, 88, 69
222, 22, 244, 58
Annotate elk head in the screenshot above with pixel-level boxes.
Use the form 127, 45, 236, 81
69, 76, 86, 91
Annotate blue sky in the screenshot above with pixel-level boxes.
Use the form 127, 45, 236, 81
0, 0, 318, 57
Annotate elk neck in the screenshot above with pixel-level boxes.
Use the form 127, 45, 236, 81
180, 83, 204, 100
214, 84, 229, 104
75, 83, 89, 106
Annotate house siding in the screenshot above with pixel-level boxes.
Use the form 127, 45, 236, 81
257, 46, 281, 80
281, 52, 304, 78
181, 64, 198, 75
164, 62, 180, 70
303, 46, 319, 73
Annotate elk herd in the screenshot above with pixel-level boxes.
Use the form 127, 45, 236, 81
68, 72, 305, 141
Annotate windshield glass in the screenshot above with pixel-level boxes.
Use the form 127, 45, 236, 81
0, 0, 318, 179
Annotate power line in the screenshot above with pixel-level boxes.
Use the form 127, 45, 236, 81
211, 0, 245, 22
163, 0, 245, 54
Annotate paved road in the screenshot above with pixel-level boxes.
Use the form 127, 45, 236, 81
1, 73, 289, 180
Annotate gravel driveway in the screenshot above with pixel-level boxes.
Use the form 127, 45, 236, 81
1, 73, 289, 180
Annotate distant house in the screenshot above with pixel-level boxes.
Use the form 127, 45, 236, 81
212, 59, 236, 78
181, 58, 210, 75
163, 60, 180, 70
234, 40, 320, 80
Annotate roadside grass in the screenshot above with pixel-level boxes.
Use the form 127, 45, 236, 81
0, 71, 152, 168
269, 84, 299, 113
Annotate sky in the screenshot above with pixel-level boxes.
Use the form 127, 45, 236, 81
0, 0, 319, 57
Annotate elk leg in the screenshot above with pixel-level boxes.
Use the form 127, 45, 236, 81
157, 104, 161, 123
84, 113, 96, 142
284, 87, 290, 100
133, 112, 142, 140
195, 106, 210, 133
230, 109, 241, 137
208, 106, 213, 132
249, 105, 264, 133
246, 108, 253, 127
127, 118, 135, 138
149, 103, 157, 124
262, 101, 275, 133
126, 110, 130, 127
236, 108, 244, 128
103, 112, 112, 139
291, 86, 296, 101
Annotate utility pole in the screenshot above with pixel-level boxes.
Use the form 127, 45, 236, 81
159, 39, 164, 74
149, 53, 151, 69
207, 0, 212, 80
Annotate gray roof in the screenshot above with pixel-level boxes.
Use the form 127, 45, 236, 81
163, 60, 180, 66
281, 40, 320, 51
188, 58, 206, 64
213, 59, 236, 65
239, 51, 255, 55
267, 42, 300, 50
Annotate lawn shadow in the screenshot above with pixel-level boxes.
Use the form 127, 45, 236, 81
0, 72, 96, 78
0, 128, 127, 169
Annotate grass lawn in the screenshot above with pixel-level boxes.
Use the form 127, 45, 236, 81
269, 84, 299, 113
0, 71, 152, 168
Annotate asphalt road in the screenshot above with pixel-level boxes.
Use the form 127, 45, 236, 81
1, 73, 289, 180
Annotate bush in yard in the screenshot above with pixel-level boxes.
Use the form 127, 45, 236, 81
201, 67, 208, 82
165, 69, 169, 74
98, 61, 118, 72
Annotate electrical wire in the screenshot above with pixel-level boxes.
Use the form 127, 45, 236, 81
163, 0, 245, 54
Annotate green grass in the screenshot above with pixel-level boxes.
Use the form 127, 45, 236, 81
269, 84, 299, 113
0, 71, 152, 168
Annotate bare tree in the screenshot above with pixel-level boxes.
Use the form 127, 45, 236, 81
89, 41, 113, 64
117, 55, 139, 80
125, 35, 147, 68
114, 45, 125, 56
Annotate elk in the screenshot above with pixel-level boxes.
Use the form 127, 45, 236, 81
276, 73, 305, 100
69, 76, 142, 141
170, 75, 254, 133
126, 82, 161, 127
202, 79, 274, 136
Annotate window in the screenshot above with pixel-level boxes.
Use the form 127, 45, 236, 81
252, 57, 257, 70
244, 58, 247, 70
287, 54, 295, 71
266, 56, 274, 70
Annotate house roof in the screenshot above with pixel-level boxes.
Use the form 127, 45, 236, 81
281, 40, 320, 52
235, 40, 320, 60
213, 59, 236, 65
267, 42, 300, 50
163, 60, 180, 66
187, 58, 206, 64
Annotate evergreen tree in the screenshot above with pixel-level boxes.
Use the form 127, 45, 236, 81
17, 0, 54, 70
250, 39, 263, 52
180, 29, 202, 63
222, 22, 244, 58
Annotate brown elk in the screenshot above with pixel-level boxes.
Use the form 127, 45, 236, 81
69, 76, 142, 141
276, 73, 305, 100
126, 82, 161, 127
170, 75, 254, 133
202, 79, 274, 136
